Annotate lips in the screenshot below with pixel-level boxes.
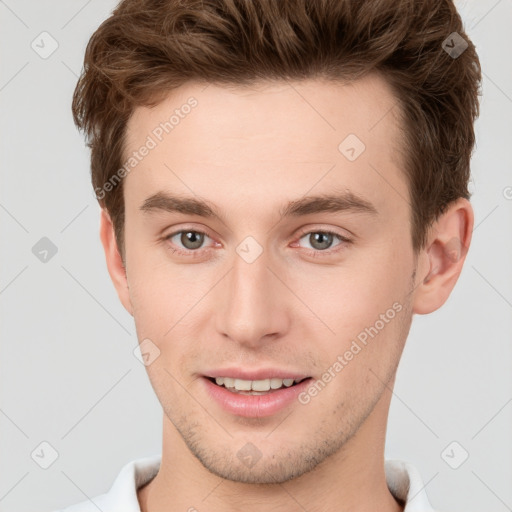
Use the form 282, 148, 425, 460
201, 371, 313, 417
204, 368, 310, 381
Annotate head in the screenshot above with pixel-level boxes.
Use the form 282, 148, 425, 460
72, 0, 481, 485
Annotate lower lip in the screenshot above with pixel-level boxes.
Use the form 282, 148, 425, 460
202, 377, 312, 418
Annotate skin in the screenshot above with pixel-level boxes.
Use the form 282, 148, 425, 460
99, 74, 473, 512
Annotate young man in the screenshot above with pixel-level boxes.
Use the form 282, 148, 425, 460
60, 0, 481, 510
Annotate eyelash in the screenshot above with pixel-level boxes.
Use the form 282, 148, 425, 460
163, 227, 352, 258
296, 228, 353, 258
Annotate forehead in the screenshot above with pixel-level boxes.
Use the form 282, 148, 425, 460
122, 75, 408, 220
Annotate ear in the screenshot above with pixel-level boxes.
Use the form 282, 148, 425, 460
99, 208, 133, 316
412, 197, 474, 315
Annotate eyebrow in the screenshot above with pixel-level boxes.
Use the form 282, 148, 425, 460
140, 190, 378, 221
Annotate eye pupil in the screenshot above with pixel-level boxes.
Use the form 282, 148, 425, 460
181, 231, 204, 249
171, 230, 343, 255
310, 232, 333, 250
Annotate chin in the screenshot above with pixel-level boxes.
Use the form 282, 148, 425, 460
184, 432, 347, 485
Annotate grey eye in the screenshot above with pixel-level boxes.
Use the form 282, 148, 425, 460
300, 232, 339, 251
174, 231, 206, 250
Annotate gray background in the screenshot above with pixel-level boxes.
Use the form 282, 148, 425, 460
1, 0, 511, 511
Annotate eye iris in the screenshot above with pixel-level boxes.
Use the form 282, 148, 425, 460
310, 232, 333, 250
175, 232, 338, 251
181, 231, 204, 250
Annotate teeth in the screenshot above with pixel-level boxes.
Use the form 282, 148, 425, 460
224, 377, 235, 388
270, 378, 283, 389
252, 379, 270, 391
234, 378, 252, 391
214, 377, 303, 391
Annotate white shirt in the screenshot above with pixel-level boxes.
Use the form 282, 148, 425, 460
56, 454, 438, 511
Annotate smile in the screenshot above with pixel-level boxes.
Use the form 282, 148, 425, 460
202, 375, 313, 417
209, 376, 309, 394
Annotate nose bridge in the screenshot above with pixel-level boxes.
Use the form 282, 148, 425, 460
216, 241, 288, 346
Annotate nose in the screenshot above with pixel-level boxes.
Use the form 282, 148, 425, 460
215, 245, 291, 349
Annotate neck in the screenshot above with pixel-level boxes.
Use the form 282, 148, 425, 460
138, 386, 403, 512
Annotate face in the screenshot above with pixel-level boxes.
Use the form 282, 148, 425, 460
118, 75, 422, 484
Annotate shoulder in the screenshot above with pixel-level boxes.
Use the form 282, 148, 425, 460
53, 454, 161, 512
385, 459, 442, 512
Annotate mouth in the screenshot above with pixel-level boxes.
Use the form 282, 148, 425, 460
201, 369, 314, 417
205, 376, 312, 395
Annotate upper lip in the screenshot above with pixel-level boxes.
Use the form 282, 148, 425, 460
204, 368, 310, 381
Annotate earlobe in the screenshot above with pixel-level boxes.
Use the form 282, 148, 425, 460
412, 198, 474, 315
99, 208, 133, 316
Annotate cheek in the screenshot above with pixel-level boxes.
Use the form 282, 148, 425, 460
129, 276, 174, 328
305, 243, 412, 377
307, 298, 412, 416
126, 256, 208, 366
311, 259, 406, 335
126, 260, 180, 353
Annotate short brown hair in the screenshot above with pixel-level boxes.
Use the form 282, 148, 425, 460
72, 0, 481, 258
